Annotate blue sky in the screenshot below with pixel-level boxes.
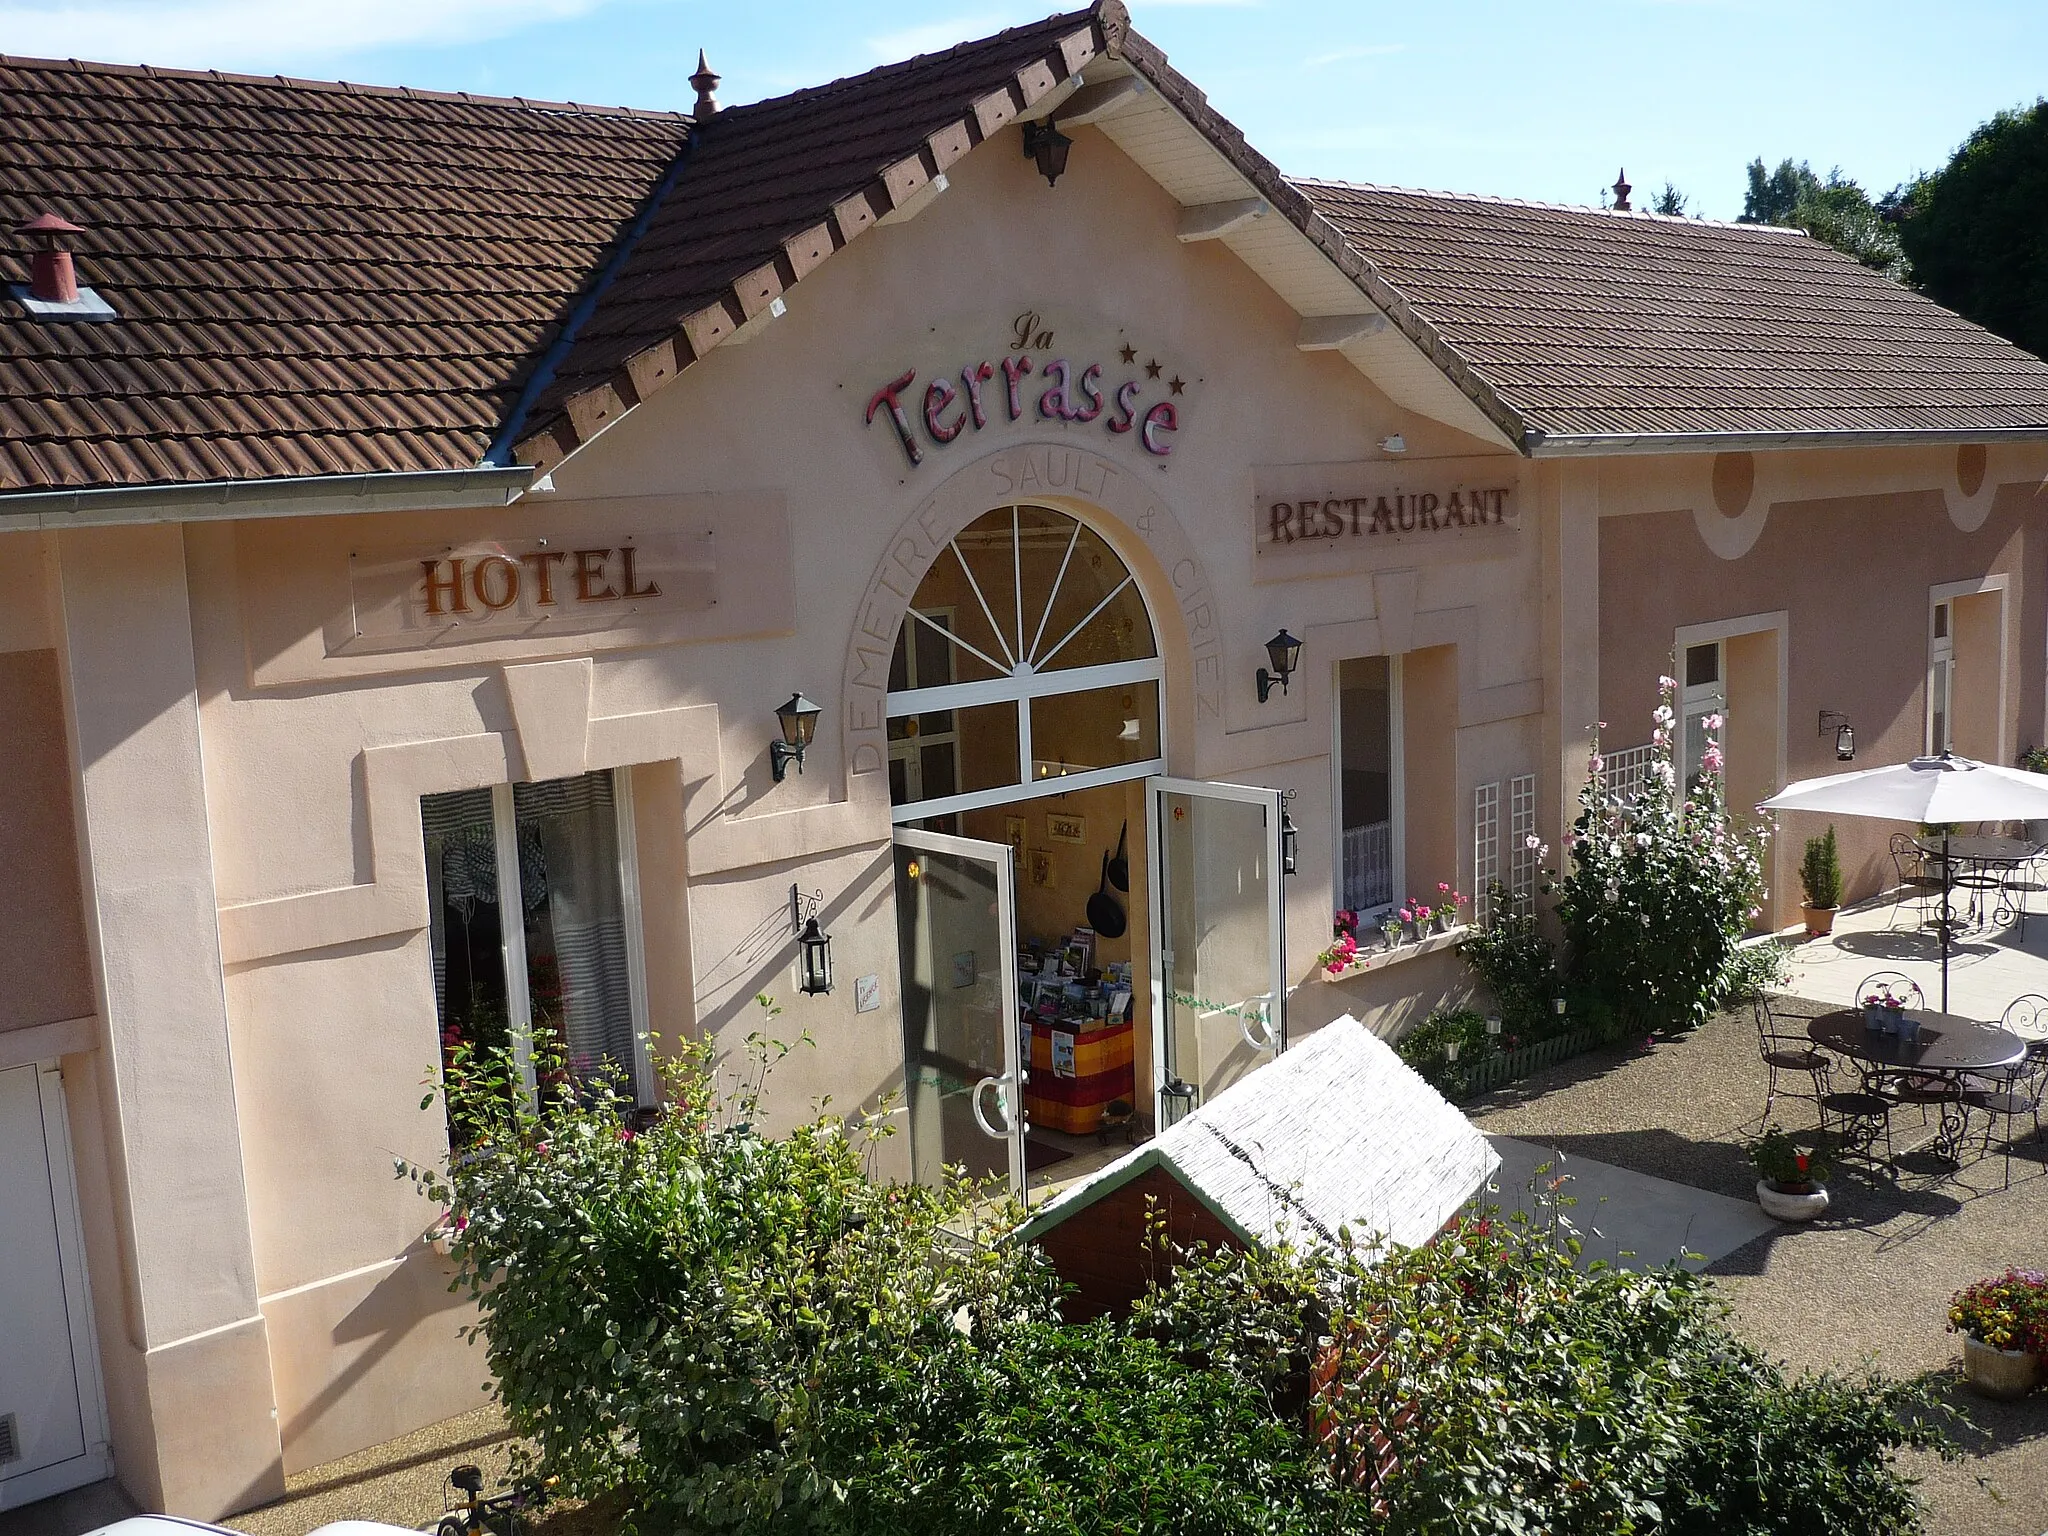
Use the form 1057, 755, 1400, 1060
8, 1, 2044, 219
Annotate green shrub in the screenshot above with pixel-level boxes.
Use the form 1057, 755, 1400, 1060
1458, 883, 1567, 1041
1556, 676, 1770, 1033
410, 1011, 1949, 1536
1801, 826, 1843, 910
1715, 938, 1790, 1007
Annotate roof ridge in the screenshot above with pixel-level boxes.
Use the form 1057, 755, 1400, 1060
1288, 174, 1805, 236
713, 5, 1096, 122
0, 52, 693, 121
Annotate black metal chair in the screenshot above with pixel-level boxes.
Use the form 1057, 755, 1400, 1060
1854, 971, 1926, 1012
1886, 834, 1945, 932
1965, 1051, 2047, 1188
1752, 994, 1828, 1125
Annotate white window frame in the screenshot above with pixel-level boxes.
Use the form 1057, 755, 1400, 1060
1330, 652, 1404, 920
885, 507, 1167, 823
460, 766, 654, 1106
888, 606, 963, 807
1927, 577, 2008, 761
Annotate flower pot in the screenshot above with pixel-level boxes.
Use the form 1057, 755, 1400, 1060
1962, 1335, 2040, 1400
1802, 904, 1838, 937
1756, 1179, 1829, 1221
1434, 913, 1455, 934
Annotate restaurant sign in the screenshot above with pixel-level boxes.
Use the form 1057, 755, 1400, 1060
863, 308, 1202, 471
346, 532, 715, 646
1254, 456, 1521, 562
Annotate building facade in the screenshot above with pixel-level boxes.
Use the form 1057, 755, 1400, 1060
3, 1, 2047, 1518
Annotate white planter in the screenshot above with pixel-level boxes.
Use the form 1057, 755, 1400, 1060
1962, 1335, 2040, 1400
1756, 1179, 1829, 1221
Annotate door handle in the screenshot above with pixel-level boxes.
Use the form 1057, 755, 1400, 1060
970, 1074, 1015, 1139
1239, 994, 1280, 1053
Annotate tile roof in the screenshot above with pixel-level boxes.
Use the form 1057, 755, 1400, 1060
1295, 180, 2048, 449
511, 6, 1111, 466
0, 56, 690, 491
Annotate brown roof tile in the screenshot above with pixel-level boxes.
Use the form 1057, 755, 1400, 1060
0, 54, 689, 490
1295, 181, 2048, 447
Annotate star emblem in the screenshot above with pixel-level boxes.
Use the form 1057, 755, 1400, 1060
1169, 375, 1185, 395
1145, 358, 1162, 378
1118, 344, 1136, 364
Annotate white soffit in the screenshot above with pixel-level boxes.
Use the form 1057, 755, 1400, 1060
1091, 83, 1513, 448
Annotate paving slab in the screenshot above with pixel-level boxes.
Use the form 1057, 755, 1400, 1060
1485, 1133, 1778, 1272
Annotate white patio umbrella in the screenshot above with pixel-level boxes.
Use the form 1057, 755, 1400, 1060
1760, 753, 2048, 1012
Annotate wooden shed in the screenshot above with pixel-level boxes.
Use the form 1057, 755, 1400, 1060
1015, 1016, 1499, 1319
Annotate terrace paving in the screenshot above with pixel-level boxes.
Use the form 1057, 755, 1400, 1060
1469, 991, 2048, 1536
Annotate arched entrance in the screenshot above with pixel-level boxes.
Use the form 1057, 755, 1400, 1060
886, 503, 1286, 1202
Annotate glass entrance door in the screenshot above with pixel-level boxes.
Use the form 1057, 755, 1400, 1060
1146, 777, 1286, 1129
893, 826, 1025, 1194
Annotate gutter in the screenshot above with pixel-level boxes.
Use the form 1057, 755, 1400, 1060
0, 465, 535, 531
1523, 426, 2048, 458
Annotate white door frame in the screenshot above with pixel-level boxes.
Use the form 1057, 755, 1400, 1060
890, 825, 1026, 1197
0, 1062, 113, 1511
1144, 775, 1287, 1128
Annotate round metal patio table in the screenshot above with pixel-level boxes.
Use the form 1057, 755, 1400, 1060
1809, 1009, 2028, 1161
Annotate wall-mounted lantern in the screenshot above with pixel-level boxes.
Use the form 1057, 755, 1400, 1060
1280, 789, 1299, 875
1022, 118, 1072, 186
1819, 710, 1855, 762
793, 885, 833, 996
1256, 630, 1302, 703
771, 692, 822, 781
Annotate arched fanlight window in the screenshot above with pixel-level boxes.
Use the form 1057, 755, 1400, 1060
887, 505, 1164, 820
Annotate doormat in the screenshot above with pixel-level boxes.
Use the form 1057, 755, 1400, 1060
1025, 1139, 1073, 1173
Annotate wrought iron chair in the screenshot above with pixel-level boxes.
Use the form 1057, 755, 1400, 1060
1965, 1047, 2047, 1188
1752, 994, 1828, 1125
1886, 834, 1946, 932
1854, 971, 1950, 1125
1855, 971, 1926, 1012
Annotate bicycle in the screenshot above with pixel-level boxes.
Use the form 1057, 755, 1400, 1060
437, 1462, 532, 1536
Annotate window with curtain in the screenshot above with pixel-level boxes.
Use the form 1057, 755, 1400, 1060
424, 769, 645, 1139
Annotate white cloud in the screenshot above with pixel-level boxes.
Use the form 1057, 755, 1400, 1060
0, 0, 609, 72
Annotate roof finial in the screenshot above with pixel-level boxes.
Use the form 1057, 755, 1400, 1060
690, 49, 720, 117
1611, 167, 1632, 212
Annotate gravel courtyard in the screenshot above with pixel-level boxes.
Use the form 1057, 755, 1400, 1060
1469, 993, 2048, 1536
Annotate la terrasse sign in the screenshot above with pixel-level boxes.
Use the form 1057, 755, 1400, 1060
1255, 456, 1521, 559
865, 310, 1195, 469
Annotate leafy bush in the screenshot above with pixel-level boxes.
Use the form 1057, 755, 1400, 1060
412, 1011, 1949, 1536
1458, 881, 1566, 1041
1714, 938, 1790, 1007
1393, 1007, 1495, 1091
1554, 676, 1770, 1034
1801, 826, 1843, 910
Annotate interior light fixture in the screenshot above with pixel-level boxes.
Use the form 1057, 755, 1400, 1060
1022, 118, 1072, 186
1819, 710, 1855, 762
771, 692, 822, 781
1256, 629, 1303, 704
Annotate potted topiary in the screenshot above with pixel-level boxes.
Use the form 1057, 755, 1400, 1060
1749, 1124, 1832, 1221
1800, 826, 1843, 937
1949, 1269, 2048, 1399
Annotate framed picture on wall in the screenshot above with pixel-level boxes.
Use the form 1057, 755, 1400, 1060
1004, 815, 1026, 853
1046, 812, 1086, 844
1030, 849, 1056, 887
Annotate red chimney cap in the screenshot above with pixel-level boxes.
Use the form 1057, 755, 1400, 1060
17, 213, 84, 236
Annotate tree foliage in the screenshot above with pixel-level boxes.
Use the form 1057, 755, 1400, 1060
1894, 100, 2048, 361
1739, 157, 1906, 278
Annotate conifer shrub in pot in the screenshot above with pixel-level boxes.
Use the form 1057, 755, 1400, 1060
1800, 825, 1843, 936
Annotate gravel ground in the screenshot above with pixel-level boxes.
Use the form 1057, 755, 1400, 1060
1469, 995, 2048, 1536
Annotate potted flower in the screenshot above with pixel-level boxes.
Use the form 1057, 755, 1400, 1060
1379, 913, 1404, 950
1948, 1269, 2048, 1399
1862, 985, 1908, 1034
1749, 1124, 1832, 1221
1317, 928, 1361, 979
1402, 899, 1432, 941
1433, 883, 1467, 932
1800, 826, 1842, 937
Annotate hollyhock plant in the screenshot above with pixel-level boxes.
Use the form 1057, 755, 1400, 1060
1549, 672, 1770, 1034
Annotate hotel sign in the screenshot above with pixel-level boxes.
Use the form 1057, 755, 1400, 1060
1254, 456, 1521, 563
346, 532, 715, 645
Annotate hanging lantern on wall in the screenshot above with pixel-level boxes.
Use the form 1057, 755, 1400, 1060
1280, 795, 1299, 876
798, 916, 833, 996
1257, 629, 1303, 703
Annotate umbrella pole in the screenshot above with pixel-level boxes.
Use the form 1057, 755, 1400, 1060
1942, 830, 1952, 1014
